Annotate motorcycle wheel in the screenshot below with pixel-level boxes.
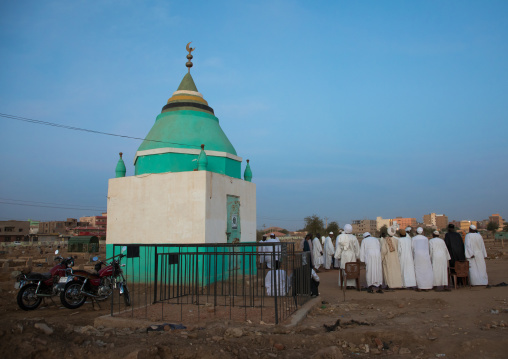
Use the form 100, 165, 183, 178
60, 281, 86, 309
17, 283, 42, 311
123, 284, 131, 306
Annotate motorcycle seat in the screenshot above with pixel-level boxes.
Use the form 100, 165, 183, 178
26, 272, 51, 281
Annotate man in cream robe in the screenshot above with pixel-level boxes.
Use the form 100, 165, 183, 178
429, 230, 451, 289
334, 224, 360, 288
380, 226, 403, 289
323, 233, 335, 270
312, 234, 324, 271
333, 231, 342, 269
360, 232, 383, 292
412, 227, 433, 290
397, 228, 417, 288
465, 225, 488, 286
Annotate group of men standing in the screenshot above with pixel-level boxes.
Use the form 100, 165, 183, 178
301, 223, 489, 293
356, 223, 489, 292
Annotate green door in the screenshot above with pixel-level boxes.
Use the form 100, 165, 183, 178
226, 195, 241, 243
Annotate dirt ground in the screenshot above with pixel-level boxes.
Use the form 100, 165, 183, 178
0, 241, 507, 359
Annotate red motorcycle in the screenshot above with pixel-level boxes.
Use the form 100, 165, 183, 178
60, 248, 130, 309
15, 250, 75, 310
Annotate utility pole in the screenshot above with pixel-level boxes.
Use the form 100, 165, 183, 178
325, 217, 328, 230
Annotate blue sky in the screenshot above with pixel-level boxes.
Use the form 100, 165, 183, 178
0, 1, 507, 230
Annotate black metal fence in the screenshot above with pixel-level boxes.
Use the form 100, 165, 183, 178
110, 242, 311, 325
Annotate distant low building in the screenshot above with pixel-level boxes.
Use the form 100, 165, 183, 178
423, 213, 448, 230
489, 213, 504, 231
39, 218, 80, 235
393, 217, 417, 230
376, 217, 393, 231
352, 219, 377, 235
0, 220, 30, 242
460, 220, 477, 232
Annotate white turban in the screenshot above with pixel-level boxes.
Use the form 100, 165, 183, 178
270, 233, 274, 235
387, 226, 397, 236
470, 225, 477, 230
417, 227, 423, 234
329, 232, 333, 235
433, 230, 440, 235
344, 224, 353, 234
363, 232, 371, 238
405, 227, 411, 232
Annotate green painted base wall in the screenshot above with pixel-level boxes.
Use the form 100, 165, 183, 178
106, 243, 257, 285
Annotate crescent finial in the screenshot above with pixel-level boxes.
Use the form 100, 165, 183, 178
186, 42, 195, 53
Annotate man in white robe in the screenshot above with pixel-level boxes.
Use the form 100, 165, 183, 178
264, 233, 281, 269
412, 227, 433, 290
323, 232, 335, 270
333, 231, 341, 269
265, 263, 287, 296
360, 232, 383, 293
334, 224, 360, 288
405, 227, 412, 239
429, 230, 451, 290
259, 234, 267, 268
465, 225, 488, 286
397, 228, 417, 288
312, 234, 324, 271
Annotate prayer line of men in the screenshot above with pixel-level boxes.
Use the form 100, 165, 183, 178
260, 223, 488, 294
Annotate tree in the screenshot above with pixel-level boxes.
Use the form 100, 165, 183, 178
280, 229, 289, 235
503, 223, 508, 232
487, 221, 499, 235
326, 221, 340, 235
379, 225, 388, 238
303, 214, 324, 236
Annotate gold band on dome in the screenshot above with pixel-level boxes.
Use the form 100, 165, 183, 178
167, 95, 209, 105
172, 90, 203, 98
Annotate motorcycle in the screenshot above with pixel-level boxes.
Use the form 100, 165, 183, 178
15, 250, 75, 310
60, 246, 130, 309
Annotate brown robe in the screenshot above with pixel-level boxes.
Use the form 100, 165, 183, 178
381, 237, 403, 288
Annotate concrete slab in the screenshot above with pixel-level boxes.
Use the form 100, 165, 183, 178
284, 297, 320, 328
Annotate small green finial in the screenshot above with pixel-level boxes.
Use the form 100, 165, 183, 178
197, 144, 208, 171
244, 159, 252, 182
115, 152, 126, 178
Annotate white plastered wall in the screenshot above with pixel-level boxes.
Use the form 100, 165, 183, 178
106, 171, 256, 245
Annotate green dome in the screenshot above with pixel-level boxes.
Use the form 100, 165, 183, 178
134, 72, 240, 178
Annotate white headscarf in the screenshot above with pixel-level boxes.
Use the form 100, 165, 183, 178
344, 224, 353, 234
387, 226, 397, 237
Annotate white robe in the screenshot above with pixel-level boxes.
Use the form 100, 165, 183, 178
360, 236, 383, 287
465, 233, 488, 285
264, 237, 281, 269
259, 240, 267, 264
312, 237, 324, 269
265, 269, 287, 296
323, 236, 334, 269
398, 235, 417, 287
429, 237, 451, 286
412, 235, 433, 289
333, 239, 340, 268
334, 233, 360, 287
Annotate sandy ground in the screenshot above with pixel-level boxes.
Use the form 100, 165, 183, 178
0, 242, 507, 359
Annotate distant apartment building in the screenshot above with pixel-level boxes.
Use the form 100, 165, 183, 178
79, 213, 107, 228
460, 220, 478, 232
376, 217, 393, 231
0, 220, 30, 242
38, 218, 79, 235
423, 213, 448, 230
393, 217, 417, 230
489, 214, 504, 231
352, 219, 377, 235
